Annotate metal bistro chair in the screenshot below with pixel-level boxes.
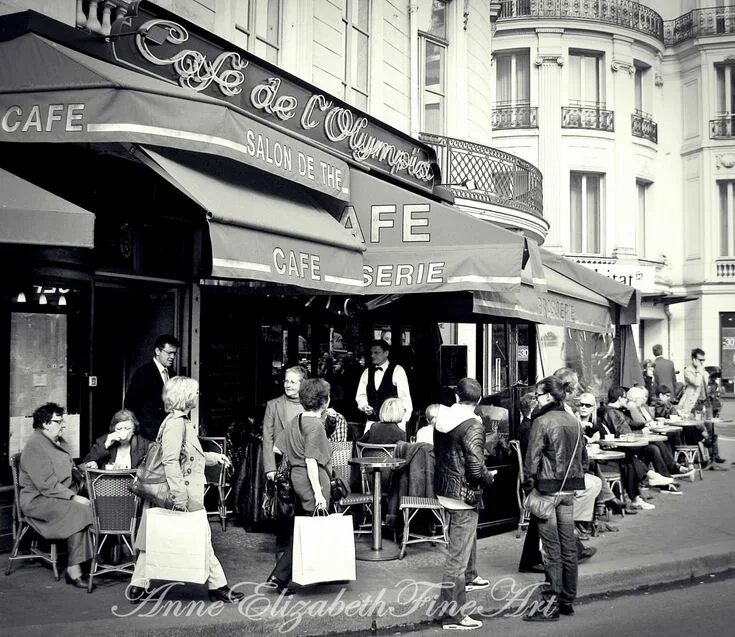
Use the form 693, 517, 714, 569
331, 440, 373, 534
200, 437, 233, 530
674, 444, 705, 481
398, 495, 448, 560
5, 453, 61, 580
509, 441, 531, 539
355, 442, 398, 493
85, 468, 138, 593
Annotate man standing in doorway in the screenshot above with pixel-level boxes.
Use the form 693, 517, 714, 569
125, 334, 179, 441
652, 344, 676, 396
355, 339, 413, 432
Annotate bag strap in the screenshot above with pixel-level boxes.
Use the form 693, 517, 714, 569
553, 419, 582, 505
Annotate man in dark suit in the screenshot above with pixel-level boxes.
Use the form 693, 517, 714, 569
124, 334, 179, 441
652, 344, 676, 395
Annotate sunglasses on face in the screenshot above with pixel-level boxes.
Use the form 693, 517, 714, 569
579, 403, 594, 408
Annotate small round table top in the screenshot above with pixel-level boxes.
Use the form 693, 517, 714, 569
598, 438, 648, 449
643, 434, 669, 442
662, 420, 703, 427
349, 457, 406, 470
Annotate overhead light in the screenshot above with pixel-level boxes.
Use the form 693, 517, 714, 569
58, 295, 67, 307
39, 294, 47, 305
16, 292, 26, 303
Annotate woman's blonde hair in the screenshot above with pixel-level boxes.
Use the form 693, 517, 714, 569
163, 376, 199, 413
626, 386, 648, 406
576, 392, 597, 424
379, 397, 405, 424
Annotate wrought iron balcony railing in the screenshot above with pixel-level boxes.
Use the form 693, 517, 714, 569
562, 105, 614, 132
711, 116, 735, 139
664, 6, 735, 46
491, 104, 539, 130
631, 109, 658, 143
498, 0, 664, 43
419, 133, 543, 218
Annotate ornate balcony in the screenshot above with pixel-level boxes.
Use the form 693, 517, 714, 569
562, 104, 614, 132
664, 6, 735, 46
715, 258, 735, 279
419, 133, 546, 241
498, 0, 664, 43
631, 110, 658, 143
492, 104, 539, 130
711, 116, 735, 140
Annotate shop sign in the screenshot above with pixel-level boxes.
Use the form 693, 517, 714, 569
105, 5, 437, 192
575, 260, 656, 292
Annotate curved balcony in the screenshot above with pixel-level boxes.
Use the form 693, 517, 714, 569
418, 133, 547, 242
562, 104, 614, 132
492, 104, 539, 130
711, 115, 735, 140
498, 0, 664, 43
664, 6, 735, 46
631, 109, 658, 143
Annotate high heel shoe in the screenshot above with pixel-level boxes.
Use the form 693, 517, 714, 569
208, 585, 245, 603
65, 571, 88, 589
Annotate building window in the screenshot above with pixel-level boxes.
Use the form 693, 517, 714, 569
496, 50, 530, 107
720, 181, 735, 256
419, 0, 448, 134
570, 172, 603, 254
569, 51, 604, 106
343, 0, 371, 110
235, 0, 281, 64
637, 180, 651, 258
714, 63, 735, 138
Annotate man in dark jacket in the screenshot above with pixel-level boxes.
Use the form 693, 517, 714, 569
433, 378, 496, 631
596, 386, 633, 437
124, 334, 179, 441
652, 344, 677, 395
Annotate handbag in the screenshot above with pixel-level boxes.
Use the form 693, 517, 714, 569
292, 509, 356, 585
261, 479, 278, 520
330, 472, 351, 501
129, 414, 186, 508
145, 507, 209, 583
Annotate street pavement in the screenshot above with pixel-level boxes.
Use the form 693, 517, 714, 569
2, 404, 735, 636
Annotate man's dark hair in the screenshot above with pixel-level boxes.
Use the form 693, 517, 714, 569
370, 339, 390, 353
607, 386, 626, 403
652, 344, 663, 356
32, 403, 65, 429
456, 378, 482, 404
155, 334, 180, 351
691, 348, 705, 360
657, 385, 672, 396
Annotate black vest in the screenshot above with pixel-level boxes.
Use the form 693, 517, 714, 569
366, 361, 399, 416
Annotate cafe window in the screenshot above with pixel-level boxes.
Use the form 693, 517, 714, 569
570, 172, 603, 254
419, 0, 448, 134
235, 0, 282, 64
716, 63, 735, 115
719, 180, 735, 256
342, 0, 371, 110
495, 50, 530, 107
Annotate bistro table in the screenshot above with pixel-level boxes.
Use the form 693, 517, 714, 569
587, 449, 625, 462
348, 456, 406, 561
649, 424, 684, 434
598, 437, 649, 450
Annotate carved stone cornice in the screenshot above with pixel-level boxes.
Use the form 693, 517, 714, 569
611, 59, 635, 76
716, 154, 735, 170
535, 54, 564, 67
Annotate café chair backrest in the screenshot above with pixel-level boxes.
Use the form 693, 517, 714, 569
199, 436, 228, 487
355, 442, 397, 493
85, 468, 138, 535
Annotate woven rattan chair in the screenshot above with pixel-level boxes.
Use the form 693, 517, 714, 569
398, 496, 448, 559
674, 444, 705, 480
200, 437, 233, 530
85, 468, 138, 593
330, 440, 372, 534
5, 453, 61, 580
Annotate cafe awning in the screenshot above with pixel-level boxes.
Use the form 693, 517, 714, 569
0, 166, 94, 248
137, 147, 364, 293
0, 30, 350, 201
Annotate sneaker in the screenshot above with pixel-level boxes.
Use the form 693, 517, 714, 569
559, 603, 575, 616
443, 615, 483, 630
465, 576, 490, 592
632, 496, 655, 510
715, 457, 727, 463
677, 465, 694, 474
578, 546, 597, 563
660, 484, 682, 495
646, 471, 674, 487
523, 605, 560, 622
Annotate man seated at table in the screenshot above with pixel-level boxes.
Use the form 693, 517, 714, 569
415, 404, 440, 445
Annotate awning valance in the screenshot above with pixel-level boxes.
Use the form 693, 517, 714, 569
0, 166, 94, 248
137, 147, 364, 293
0, 32, 350, 201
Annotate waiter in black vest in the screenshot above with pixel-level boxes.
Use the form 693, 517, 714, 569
355, 339, 413, 432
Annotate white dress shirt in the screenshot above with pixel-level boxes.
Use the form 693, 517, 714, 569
355, 361, 413, 431
153, 357, 169, 383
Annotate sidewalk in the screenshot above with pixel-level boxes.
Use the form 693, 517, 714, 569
3, 435, 734, 637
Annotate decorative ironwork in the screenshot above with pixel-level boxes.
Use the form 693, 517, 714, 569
418, 133, 544, 218
711, 116, 735, 139
498, 0, 664, 43
631, 110, 658, 143
491, 105, 539, 130
562, 105, 614, 131
664, 6, 735, 46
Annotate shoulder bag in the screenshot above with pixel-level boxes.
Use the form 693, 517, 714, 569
523, 420, 581, 520
128, 414, 187, 508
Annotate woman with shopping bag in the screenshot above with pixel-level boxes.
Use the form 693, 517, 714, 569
266, 378, 334, 595
128, 376, 244, 604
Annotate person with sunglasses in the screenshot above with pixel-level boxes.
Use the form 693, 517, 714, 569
678, 348, 709, 418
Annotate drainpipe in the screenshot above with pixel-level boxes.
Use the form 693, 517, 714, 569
409, 2, 420, 137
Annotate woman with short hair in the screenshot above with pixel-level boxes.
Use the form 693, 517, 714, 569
83, 409, 151, 469
359, 398, 407, 445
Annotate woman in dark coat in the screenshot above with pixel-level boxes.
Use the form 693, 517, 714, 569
83, 409, 151, 469
267, 378, 332, 595
19, 403, 94, 588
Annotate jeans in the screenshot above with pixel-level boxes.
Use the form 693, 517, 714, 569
438, 508, 478, 620
536, 495, 577, 606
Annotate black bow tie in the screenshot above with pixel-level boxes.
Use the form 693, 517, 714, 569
374, 365, 384, 372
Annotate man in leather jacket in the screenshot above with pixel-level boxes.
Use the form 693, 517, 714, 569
596, 386, 633, 437
433, 378, 496, 631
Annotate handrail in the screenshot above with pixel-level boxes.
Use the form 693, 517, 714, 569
664, 6, 735, 46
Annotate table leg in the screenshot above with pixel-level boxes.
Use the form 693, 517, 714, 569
355, 467, 400, 561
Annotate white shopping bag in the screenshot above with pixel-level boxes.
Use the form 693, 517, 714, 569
292, 512, 356, 585
145, 508, 210, 583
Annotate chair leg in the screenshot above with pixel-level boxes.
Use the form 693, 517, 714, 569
51, 542, 60, 581
5, 524, 30, 576
399, 509, 410, 559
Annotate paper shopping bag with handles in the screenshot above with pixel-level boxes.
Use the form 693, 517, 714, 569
292, 512, 356, 585
145, 507, 209, 583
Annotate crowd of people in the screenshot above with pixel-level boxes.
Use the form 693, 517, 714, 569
12, 335, 730, 631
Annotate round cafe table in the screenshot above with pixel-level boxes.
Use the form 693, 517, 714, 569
598, 438, 648, 449
587, 449, 625, 462
348, 456, 406, 561
649, 424, 683, 434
